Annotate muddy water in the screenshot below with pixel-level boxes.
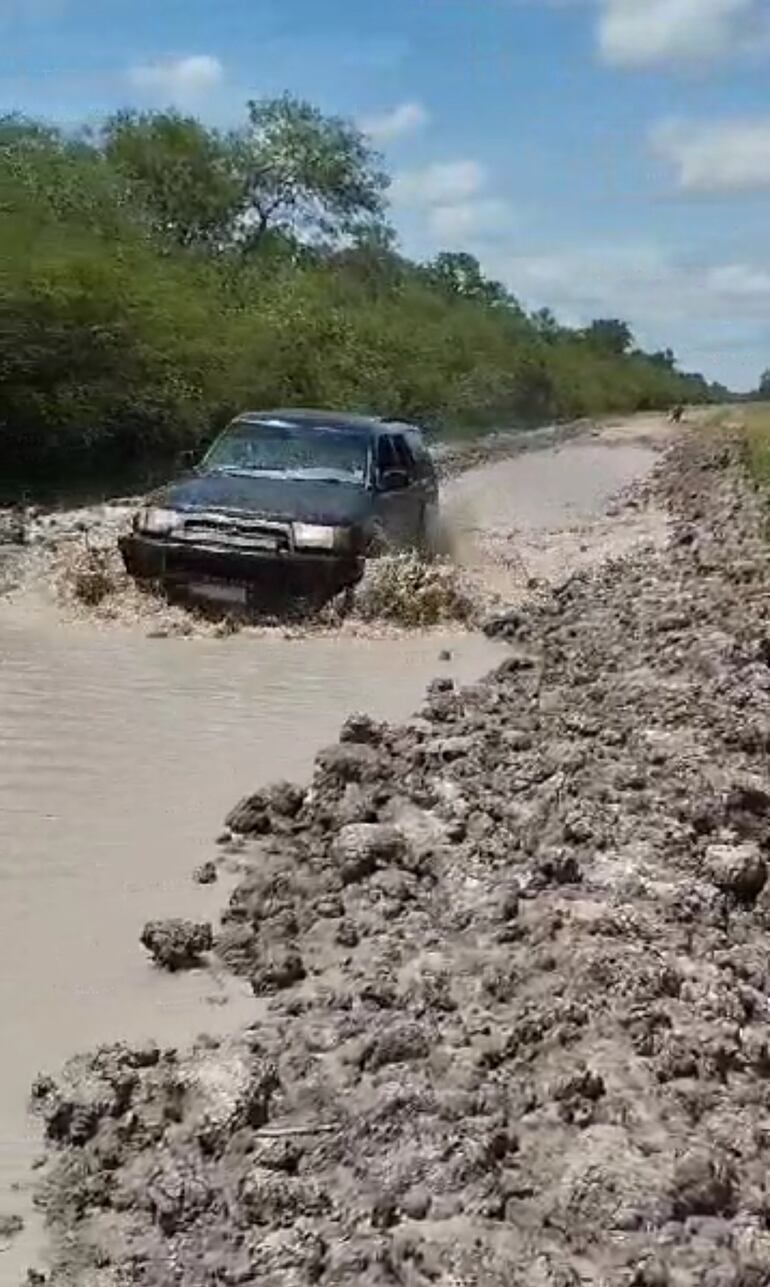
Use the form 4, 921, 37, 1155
0, 613, 502, 1281
445, 439, 663, 594
450, 442, 659, 548
0, 433, 662, 1282
447, 440, 657, 531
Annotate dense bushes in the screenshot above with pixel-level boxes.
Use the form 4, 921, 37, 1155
0, 105, 722, 483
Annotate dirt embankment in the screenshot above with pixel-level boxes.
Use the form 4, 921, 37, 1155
28, 419, 770, 1287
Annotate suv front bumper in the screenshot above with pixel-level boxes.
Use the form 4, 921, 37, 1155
119, 534, 364, 602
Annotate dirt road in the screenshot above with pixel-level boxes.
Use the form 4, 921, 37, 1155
445, 416, 669, 596
0, 418, 669, 1284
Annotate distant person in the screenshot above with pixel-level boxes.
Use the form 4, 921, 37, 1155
669, 404, 684, 425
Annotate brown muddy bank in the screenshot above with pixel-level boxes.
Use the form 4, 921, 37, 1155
28, 426, 770, 1286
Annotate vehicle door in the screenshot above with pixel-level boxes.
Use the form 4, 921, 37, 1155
404, 428, 438, 507
404, 427, 439, 545
373, 432, 420, 547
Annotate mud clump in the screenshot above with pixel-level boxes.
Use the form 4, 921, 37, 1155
705, 841, 767, 904
0, 1212, 24, 1241
32, 428, 770, 1285
60, 545, 118, 607
51, 537, 234, 636
344, 551, 483, 628
192, 860, 218, 886
140, 918, 213, 971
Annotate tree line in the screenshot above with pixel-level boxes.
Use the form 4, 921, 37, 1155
0, 97, 728, 482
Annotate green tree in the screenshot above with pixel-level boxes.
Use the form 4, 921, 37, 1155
531, 307, 563, 342
102, 111, 241, 250
0, 103, 728, 482
235, 94, 389, 248
1, 115, 128, 235
426, 252, 514, 308
583, 318, 634, 356
327, 223, 405, 294
648, 347, 677, 370
758, 369, 770, 399
101, 97, 389, 254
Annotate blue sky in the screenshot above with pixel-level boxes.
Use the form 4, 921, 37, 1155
4, 0, 770, 388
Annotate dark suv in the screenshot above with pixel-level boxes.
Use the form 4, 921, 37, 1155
119, 409, 439, 607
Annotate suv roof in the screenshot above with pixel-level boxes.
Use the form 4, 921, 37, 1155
235, 409, 425, 437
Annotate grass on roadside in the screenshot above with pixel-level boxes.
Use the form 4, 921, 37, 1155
741, 406, 770, 489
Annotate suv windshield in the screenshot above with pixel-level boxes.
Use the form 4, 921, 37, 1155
202, 421, 369, 484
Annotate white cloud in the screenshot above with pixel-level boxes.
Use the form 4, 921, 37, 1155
705, 263, 770, 297
428, 198, 512, 243
392, 159, 513, 250
127, 54, 224, 103
492, 244, 688, 323
653, 117, 770, 192
597, 0, 764, 67
391, 160, 487, 207
360, 101, 429, 142
476, 240, 770, 386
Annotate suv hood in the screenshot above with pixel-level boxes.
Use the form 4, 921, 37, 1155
154, 472, 373, 527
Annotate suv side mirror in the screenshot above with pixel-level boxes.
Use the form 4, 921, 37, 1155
176, 448, 197, 471
379, 467, 409, 492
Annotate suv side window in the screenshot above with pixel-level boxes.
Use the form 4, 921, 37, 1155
376, 435, 399, 472
392, 435, 415, 476
404, 428, 433, 482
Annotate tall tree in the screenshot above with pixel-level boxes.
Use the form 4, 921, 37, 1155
328, 223, 405, 292
648, 347, 677, 370
531, 307, 562, 341
426, 251, 515, 308
758, 369, 770, 399
101, 97, 389, 254
235, 94, 389, 249
2, 115, 127, 234
583, 318, 634, 356
102, 111, 241, 250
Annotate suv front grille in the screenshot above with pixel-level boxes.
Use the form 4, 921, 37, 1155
177, 512, 291, 554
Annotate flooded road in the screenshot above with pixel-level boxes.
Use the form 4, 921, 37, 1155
0, 427, 665, 1282
447, 436, 667, 594
0, 620, 503, 1280
449, 439, 656, 532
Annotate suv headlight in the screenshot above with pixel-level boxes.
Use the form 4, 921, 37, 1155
134, 507, 183, 536
292, 523, 351, 552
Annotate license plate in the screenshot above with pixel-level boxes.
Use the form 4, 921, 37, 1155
189, 582, 247, 605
